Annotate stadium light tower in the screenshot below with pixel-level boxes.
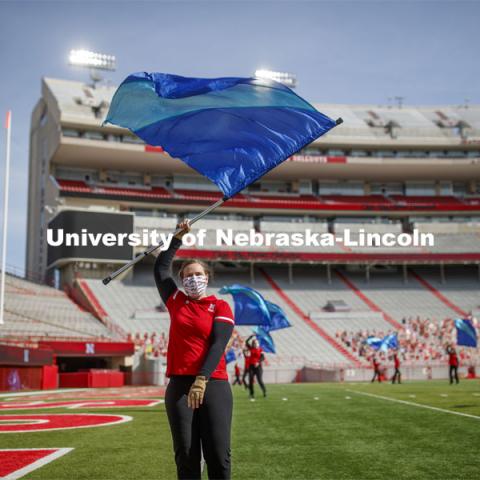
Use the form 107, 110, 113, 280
255, 69, 297, 88
69, 49, 116, 88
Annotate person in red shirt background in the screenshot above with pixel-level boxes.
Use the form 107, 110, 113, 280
371, 356, 382, 383
242, 348, 251, 389
232, 363, 241, 386
246, 335, 267, 399
391, 350, 401, 384
446, 344, 459, 384
154, 220, 234, 479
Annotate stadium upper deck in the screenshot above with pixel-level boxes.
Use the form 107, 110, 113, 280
26, 77, 480, 283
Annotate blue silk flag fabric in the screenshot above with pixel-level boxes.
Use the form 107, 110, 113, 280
225, 348, 237, 364
219, 284, 291, 330
366, 333, 398, 352
254, 327, 276, 354
104, 72, 337, 198
455, 319, 477, 348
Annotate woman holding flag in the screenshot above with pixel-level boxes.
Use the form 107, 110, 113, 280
246, 335, 267, 399
154, 219, 235, 480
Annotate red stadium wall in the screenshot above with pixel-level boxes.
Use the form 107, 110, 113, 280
59, 370, 124, 388
0, 344, 58, 392
0, 366, 42, 391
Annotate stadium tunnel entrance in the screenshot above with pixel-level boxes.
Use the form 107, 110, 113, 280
38, 340, 135, 389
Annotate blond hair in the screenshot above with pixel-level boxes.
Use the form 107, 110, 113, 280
178, 259, 211, 280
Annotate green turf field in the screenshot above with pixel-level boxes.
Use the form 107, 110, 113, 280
1, 381, 480, 479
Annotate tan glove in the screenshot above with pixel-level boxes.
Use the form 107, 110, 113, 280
187, 375, 208, 409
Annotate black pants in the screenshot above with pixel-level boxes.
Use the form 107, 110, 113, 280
371, 370, 381, 383
165, 376, 233, 479
242, 368, 249, 389
232, 374, 241, 385
391, 368, 401, 384
248, 365, 266, 398
449, 365, 459, 384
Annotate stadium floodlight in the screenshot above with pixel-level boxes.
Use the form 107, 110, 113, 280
69, 49, 116, 71
255, 69, 297, 88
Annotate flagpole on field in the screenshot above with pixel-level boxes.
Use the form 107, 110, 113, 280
102, 196, 227, 285
0, 111, 12, 324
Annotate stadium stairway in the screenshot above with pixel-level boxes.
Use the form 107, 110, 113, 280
333, 270, 402, 329
408, 268, 471, 318
334, 268, 474, 324
71, 277, 128, 339
258, 268, 362, 366
2, 274, 113, 340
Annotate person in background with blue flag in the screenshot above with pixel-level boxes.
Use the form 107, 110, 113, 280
371, 355, 382, 383
446, 344, 459, 384
391, 350, 401, 384
154, 219, 235, 479
232, 363, 242, 386
242, 348, 251, 390
246, 335, 267, 399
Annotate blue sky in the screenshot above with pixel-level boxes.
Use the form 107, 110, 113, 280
0, 0, 479, 272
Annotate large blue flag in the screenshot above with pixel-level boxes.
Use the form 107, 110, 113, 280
104, 73, 338, 199
455, 319, 478, 348
254, 327, 276, 354
365, 333, 398, 352
219, 284, 291, 330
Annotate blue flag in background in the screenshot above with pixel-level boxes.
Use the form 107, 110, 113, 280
225, 348, 237, 364
380, 333, 399, 352
455, 319, 478, 348
254, 327, 276, 354
219, 284, 291, 330
365, 333, 398, 352
365, 336, 383, 350
219, 284, 271, 326
104, 73, 338, 199
263, 301, 291, 332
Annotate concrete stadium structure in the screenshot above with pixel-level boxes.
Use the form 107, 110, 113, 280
11, 76, 480, 380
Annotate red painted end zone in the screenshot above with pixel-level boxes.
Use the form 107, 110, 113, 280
0, 448, 73, 479
0, 414, 131, 433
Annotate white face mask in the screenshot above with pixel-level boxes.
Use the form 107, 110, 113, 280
182, 275, 208, 299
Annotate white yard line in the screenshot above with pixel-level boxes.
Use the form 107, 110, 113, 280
0, 389, 88, 399
346, 389, 480, 421
1, 448, 74, 480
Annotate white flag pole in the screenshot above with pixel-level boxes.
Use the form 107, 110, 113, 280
0, 110, 12, 325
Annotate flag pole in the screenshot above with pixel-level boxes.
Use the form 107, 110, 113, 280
102, 196, 227, 285
0, 111, 12, 324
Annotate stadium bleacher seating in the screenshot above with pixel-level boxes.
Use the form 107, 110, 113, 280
55, 178, 480, 213
1, 273, 114, 341
72, 263, 479, 367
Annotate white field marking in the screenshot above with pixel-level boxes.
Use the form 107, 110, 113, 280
250, 398, 256, 402
282, 398, 288, 401
0, 414, 133, 433
66, 399, 164, 409
440, 394, 449, 397
0, 389, 88, 399
473, 393, 480, 397
314, 397, 319, 400
0, 420, 48, 426
0, 401, 44, 408
347, 390, 480, 421
1, 448, 74, 480
345, 396, 351, 400
0, 399, 164, 411
409, 395, 416, 398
